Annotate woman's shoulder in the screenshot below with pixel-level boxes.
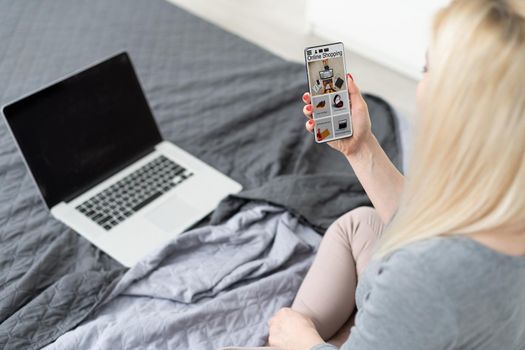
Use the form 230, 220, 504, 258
362, 235, 525, 303
375, 235, 525, 314
352, 238, 525, 350
389, 234, 525, 275
362, 235, 525, 348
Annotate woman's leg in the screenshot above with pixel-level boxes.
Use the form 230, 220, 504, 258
291, 206, 384, 340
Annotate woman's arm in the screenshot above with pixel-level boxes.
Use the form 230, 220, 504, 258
344, 134, 404, 223
302, 75, 404, 223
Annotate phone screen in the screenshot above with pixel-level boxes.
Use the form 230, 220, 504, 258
305, 42, 353, 143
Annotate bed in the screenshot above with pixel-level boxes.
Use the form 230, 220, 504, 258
0, 1, 403, 349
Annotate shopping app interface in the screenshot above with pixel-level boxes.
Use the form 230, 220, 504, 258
306, 43, 352, 142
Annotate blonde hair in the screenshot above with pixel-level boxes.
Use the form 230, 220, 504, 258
377, 0, 525, 256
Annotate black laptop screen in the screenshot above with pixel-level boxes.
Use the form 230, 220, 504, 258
3, 53, 162, 208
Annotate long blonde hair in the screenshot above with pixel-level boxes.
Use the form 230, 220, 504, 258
377, 0, 525, 256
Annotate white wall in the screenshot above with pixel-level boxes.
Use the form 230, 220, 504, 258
306, 0, 449, 80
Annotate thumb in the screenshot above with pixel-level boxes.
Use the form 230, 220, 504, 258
347, 73, 367, 110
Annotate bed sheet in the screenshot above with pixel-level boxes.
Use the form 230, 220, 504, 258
0, 1, 402, 348
44, 203, 321, 350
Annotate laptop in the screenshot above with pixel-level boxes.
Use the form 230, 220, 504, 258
2, 52, 242, 267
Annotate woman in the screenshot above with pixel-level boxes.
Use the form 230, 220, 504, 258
268, 0, 525, 349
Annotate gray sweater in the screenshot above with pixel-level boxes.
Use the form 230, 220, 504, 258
312, 236, 525, 350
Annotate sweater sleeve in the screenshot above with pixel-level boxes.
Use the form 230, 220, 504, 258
315, 250, 458, 350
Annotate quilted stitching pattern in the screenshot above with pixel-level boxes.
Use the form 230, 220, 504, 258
0, 0, 401, 348
45, 204, 321, 350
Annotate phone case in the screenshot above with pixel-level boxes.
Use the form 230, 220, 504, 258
304, 42, 353, 144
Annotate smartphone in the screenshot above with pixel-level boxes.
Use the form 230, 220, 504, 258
304, 42, 352, 143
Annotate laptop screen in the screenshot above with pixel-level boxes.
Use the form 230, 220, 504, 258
3, 53, 162, 208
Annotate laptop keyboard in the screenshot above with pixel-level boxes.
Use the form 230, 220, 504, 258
75, 155, 193, 231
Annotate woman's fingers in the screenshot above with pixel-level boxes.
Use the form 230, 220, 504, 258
302, 92, 312, 120
303, 104, 313, 118
305, 119, 314, 133
347, 73, 367, 111
302, 92, 311, 104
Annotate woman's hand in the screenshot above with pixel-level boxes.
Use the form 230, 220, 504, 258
303, 73, 405, 224
302, 74, 372, 157
268, 308, 324, 350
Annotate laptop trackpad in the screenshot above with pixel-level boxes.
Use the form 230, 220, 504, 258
144, 195, 199, 234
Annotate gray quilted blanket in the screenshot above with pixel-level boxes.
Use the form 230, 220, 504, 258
0, 0, 402, 348
44, 203, 321, 350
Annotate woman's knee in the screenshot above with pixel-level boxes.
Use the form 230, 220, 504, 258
343, 207, 385, 273
323, 206, 378, 247
344, 206, 378, 223
337, 206, 379, 234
